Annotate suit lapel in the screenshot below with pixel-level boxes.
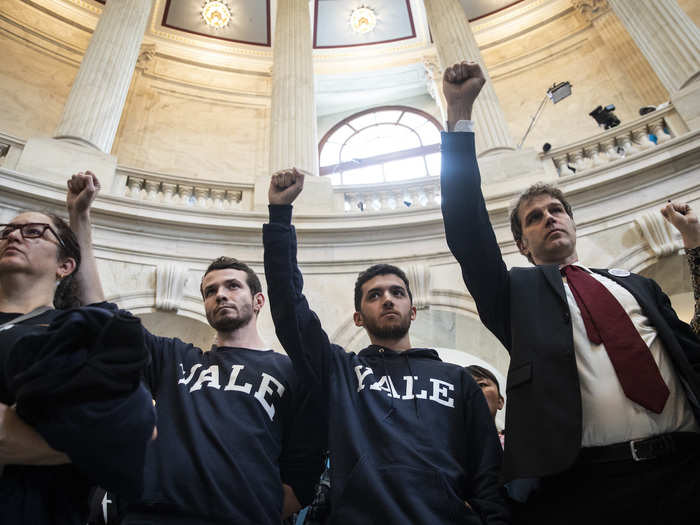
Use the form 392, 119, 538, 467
542, 264, 568, 305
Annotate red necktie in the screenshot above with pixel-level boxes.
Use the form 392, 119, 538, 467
561, 265, 669, 414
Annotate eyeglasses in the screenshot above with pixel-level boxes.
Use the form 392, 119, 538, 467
0, 223, 66, 248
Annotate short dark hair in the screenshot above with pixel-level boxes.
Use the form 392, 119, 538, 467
354, 264, 412, 311
43, 212, 81, 309
466, 365, 502, 397
201, 257, 262, 297
509, 182, 574, 247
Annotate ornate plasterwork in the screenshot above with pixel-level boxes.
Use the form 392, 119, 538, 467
634, 210, 683, 258
136, 43, 157, 72
571, 0, 610, 22
155, 262, 188, 312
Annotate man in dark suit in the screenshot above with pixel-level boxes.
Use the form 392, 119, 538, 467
439, 60, 700, 525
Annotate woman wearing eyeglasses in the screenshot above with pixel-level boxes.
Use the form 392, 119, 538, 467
0, 172, 155, 525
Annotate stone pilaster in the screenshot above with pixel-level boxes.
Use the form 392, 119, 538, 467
54, 0, 154, 153
423, 57, 447, 125
423, 0, 515, 157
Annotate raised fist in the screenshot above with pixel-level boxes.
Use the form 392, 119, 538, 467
661, 201, 700, 249
269, 168, 306, 206
443, 61, 486, 129
67, 171, 100, 216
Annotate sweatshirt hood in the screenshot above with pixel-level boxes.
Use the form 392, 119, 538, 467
358, 345, 441, 360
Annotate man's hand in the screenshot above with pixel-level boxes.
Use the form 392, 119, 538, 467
0, 403, 70, 467
67, 171, 100, 217
661, 201, 700, 249
269, 168, 306, 206
443, 61, 486, 131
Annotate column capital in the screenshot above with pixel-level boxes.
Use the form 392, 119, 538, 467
571, 0, 610, 23
136, 44, 157, 73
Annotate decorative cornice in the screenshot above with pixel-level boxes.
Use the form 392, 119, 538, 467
571, 0, 610, 23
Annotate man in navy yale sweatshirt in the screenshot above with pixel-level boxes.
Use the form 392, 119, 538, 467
263, 171, 509, 525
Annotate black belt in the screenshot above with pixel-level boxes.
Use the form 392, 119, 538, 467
577, 432, 700, 464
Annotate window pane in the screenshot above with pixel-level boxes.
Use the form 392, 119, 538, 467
374, 110, 403, 124
399, 111, 429, 129
320, 142, 341, 167
349, 112, 377, 130
342, 164, 383, 185
425, 152, 441, 176
384, 156, 427, 182
416, 122, 441, 146
328, 125, 354, 144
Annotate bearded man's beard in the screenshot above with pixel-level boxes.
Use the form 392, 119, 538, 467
361, 312, 411, 340
208, 303, 254, 333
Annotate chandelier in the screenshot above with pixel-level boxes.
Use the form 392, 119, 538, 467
201, 0, 232, 29
350, 7, 377, 34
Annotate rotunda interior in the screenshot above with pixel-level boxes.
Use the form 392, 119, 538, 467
2, 0, 699, 429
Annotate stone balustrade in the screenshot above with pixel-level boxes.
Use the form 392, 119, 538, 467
542, 105, 679, 177
339, 178, 441, 213
117, 167, 253, 211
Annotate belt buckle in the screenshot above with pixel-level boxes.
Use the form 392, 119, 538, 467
629, 439, 650, 461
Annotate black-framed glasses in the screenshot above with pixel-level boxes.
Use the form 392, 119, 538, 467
0, 223, 65, 248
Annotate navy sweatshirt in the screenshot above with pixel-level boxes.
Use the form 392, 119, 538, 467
123, 331, 324, 525
263, 205, 510, 525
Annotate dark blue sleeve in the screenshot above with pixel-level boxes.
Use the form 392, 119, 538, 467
279, 381, 326, 506
461, 374, 511, 524
440, 132, 512, 351
263, 205, 338, 391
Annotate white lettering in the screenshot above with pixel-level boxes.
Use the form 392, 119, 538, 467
254, 373, 286, 420
369, 376, 399, 398
189, 365, 221, 392
224, 365, 252, 393
178, 363, 202, 385
355, 365, 375, 392
402, 375, 417, 400
429, 379, 455, 408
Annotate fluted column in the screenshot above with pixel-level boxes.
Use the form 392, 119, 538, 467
607, 0, 700, 93
573, 1, 668, 105
54, 0, 153, 153
423, 0, 515, 157
269, 0, 317, 175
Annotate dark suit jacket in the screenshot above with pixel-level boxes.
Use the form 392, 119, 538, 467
440, 131, 700, 482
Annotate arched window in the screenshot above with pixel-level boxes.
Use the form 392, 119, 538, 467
319, 106, 443, 185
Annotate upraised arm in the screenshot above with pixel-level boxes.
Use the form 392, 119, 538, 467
440, 62, 511, 349
661, 201, 700, 335
263, 169, 338, 388
67, 171, 105, 305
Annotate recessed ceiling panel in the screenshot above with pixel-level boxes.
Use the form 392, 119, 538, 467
162, 0, 270, 46
314, 0, 416, 49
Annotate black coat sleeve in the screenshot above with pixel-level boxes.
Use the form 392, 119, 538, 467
440, 132, 512, 351
263, 204, 339, 391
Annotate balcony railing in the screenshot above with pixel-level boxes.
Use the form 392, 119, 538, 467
339, 177, 441, 214
541, 105, 678, 177
116, 167, 254, 211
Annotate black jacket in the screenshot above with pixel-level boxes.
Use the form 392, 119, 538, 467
440, 131, 700, 482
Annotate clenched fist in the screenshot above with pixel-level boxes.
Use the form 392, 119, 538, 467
269, 168, 307, 206
443, 61, 486, 131
67, 171, 100, 217
661, 201, 700, 249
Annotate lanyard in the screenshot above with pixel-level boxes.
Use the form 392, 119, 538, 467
0, 306, 53, 332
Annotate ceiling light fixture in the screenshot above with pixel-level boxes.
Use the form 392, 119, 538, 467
201, 0, 232, 30
350, 7, 377, 34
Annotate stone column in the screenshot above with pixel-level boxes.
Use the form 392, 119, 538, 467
17, 0, 153, 189
606, 0, 700, 129
423, 57, 447, 125
573, 0, 668, 105
607, 0, 700, 93
255, 0, 333, 212
54, 0, 153, 153
269, 0, 317, 175
423, 0, 515, 157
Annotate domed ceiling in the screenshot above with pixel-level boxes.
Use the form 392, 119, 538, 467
93, 0, 522, 48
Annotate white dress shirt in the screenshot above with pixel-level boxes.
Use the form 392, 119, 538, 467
562, 264, 699, 446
